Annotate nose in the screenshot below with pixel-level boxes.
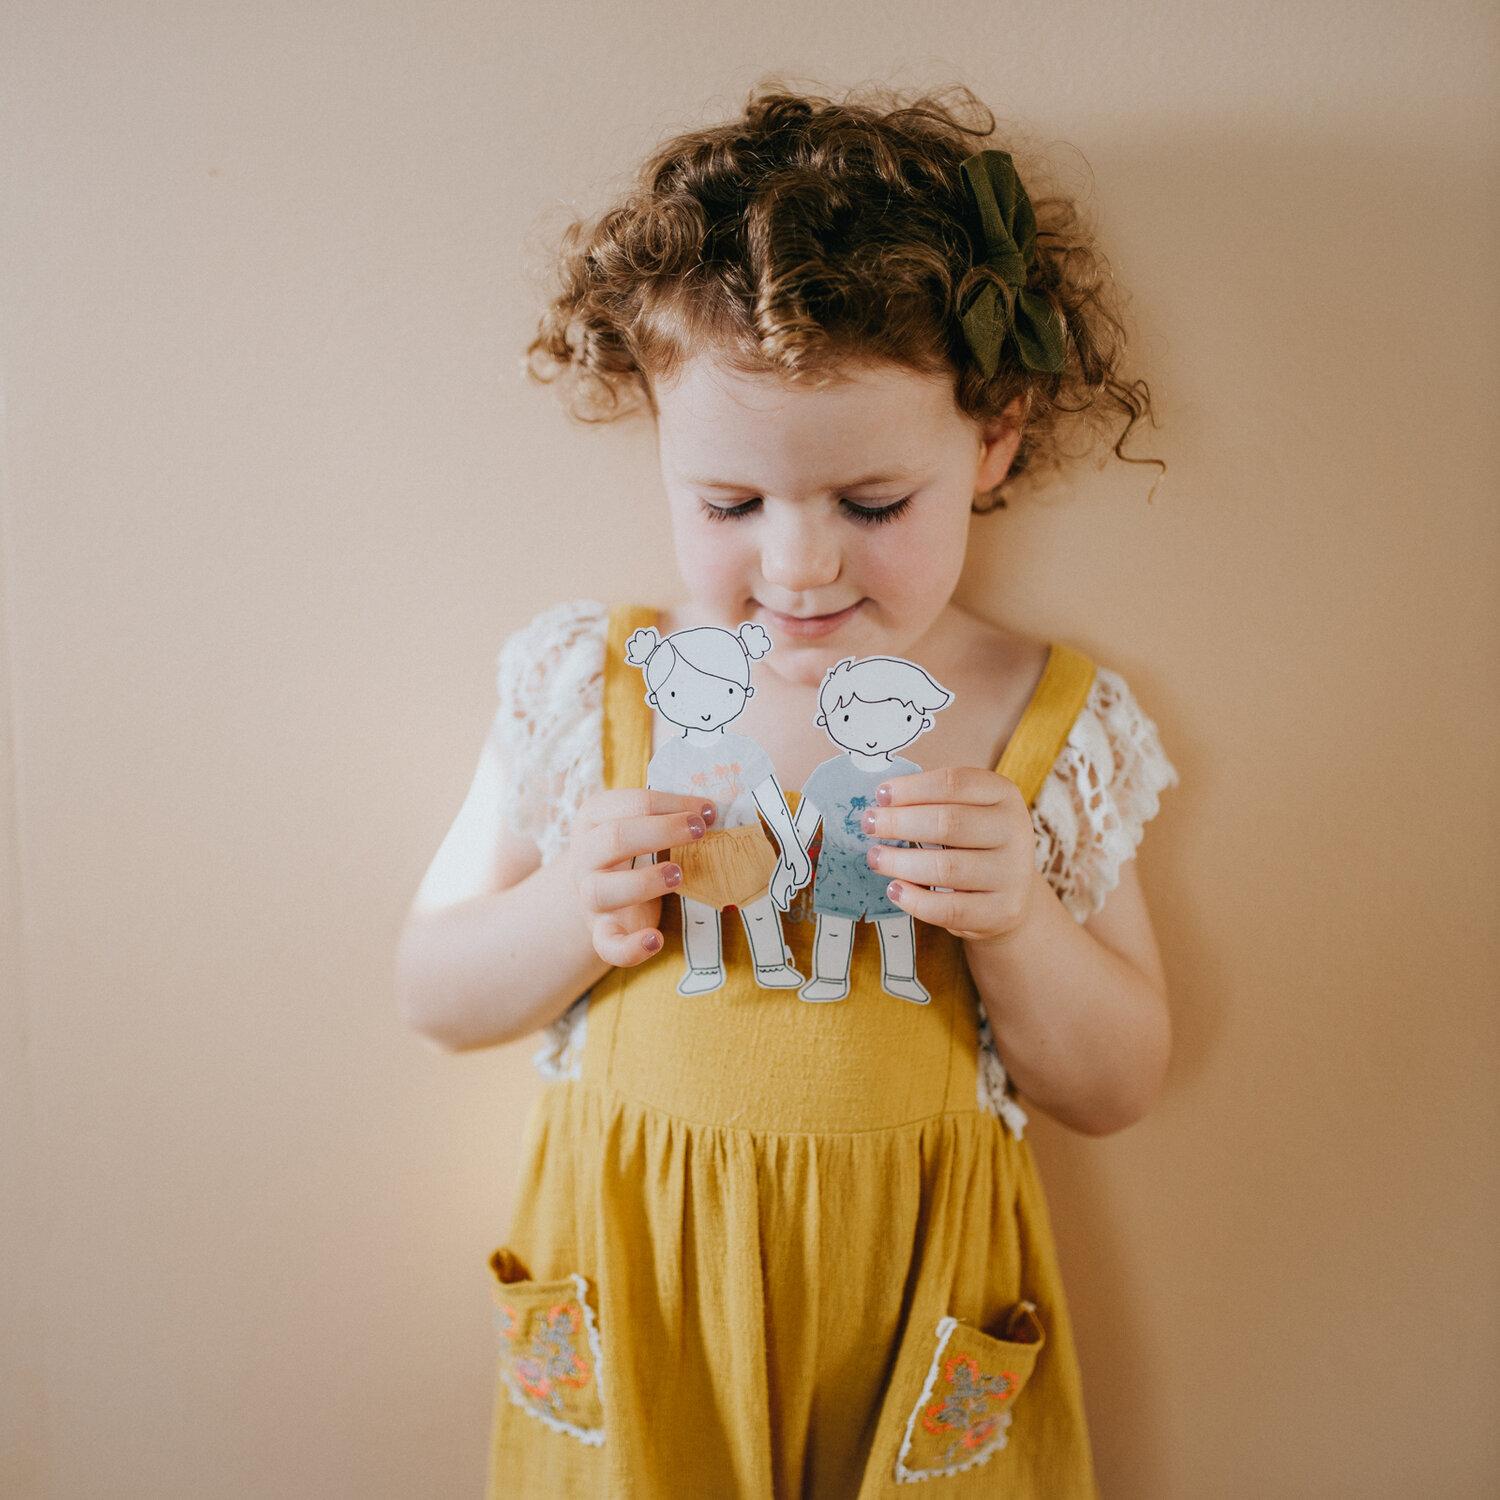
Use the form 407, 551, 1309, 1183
758, 504, 842, 595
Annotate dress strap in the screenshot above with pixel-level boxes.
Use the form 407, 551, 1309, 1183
603, 604, 659, 791
994, 642, 1097, 809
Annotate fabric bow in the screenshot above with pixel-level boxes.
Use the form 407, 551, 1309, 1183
958, 149, 1067, 377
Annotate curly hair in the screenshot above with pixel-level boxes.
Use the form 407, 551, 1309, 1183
522, 79, 1164, 510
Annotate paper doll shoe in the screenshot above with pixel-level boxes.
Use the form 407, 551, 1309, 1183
752, 963, 805, 990
799, 977, 850, 1003
676, 966, 727, 996
881, 974, 931, 1005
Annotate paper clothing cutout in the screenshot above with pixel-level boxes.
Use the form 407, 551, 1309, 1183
790, 655, 953, 1005
625, 622, 812, 996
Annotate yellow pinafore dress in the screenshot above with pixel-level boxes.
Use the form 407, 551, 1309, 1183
484, 606, 1102, 1499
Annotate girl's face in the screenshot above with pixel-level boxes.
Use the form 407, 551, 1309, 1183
653, 350, 1022, 686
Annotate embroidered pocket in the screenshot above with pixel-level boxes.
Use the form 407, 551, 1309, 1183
893, 1300, 1044, 1483
489, 1246, 606, 1446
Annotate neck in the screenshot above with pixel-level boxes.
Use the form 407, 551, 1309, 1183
848, 750, 894, 771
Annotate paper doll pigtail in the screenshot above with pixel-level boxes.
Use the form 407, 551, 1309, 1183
736, 622, 772, 662
625, 627, 661, 669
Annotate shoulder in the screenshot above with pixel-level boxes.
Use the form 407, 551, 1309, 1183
1032, 655, 1180, 921
494, 598, 610, 704
801, 754, 847, 793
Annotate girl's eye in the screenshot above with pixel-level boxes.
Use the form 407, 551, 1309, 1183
699, 495, 913, 524
841, 495, 912, 525
699, 498, 761, 522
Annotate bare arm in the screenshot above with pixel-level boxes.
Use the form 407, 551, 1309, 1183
963, 858, 1170, 1136
395, 728, 708, 1053
394, 718, 606, 1050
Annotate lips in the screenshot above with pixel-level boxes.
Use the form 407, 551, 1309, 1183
755, 599, 863, 640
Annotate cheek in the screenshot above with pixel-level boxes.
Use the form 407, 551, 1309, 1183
854, 517, 966, 610
669, 512, 750, 601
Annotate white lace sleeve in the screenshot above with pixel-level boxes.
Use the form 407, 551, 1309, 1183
494, 599, 609, 864
1031, 664, 1180, 922
490, 599, 610, 1082
975, 663, 1179, 1136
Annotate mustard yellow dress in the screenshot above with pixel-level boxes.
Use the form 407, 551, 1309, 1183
483, 604, 1116, 1499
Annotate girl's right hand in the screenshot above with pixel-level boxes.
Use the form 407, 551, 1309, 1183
566, 789, 716, 967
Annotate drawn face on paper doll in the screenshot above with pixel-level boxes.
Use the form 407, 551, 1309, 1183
816, 656, 953, 757
624, 622, 773, 733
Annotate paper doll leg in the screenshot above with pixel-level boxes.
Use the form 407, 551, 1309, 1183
737, 896, 805, 989
677, 895, 726, 996
875, 914, 930, 1004
799, 914, 855, 1003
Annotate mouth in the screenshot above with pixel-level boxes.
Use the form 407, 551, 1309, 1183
865, 741, 878, 750
754, 599, 864, 640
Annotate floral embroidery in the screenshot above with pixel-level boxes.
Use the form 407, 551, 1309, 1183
494, 1272, 607, 1447
508, 1302, 593, 1411
919, 1352, 1018, 1464
894, 1313, 1042, 1483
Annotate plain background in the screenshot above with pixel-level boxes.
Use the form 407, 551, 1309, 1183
2, 3, 1496, 1497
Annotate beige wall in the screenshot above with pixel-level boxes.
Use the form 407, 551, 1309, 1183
3, 3, 1496, 1496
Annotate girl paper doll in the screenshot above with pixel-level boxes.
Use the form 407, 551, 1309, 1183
792, 655, 953, 1004
625, 621, 812, 994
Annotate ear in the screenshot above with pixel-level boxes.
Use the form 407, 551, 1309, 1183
647, 692, 658, 706
921, 716, 932, 732
975, 395, 1027, 496
745, 685, 755, 699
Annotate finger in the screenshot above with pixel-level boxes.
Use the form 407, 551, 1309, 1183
859, 802, 1008, 849
883, 880, 993, 932
592, 914, 665, 968
580, 861, 683, 914
578, 788, 717, 831
873, 766, 1012, 808
583, 808, 709, 869
865, 842, 998, 890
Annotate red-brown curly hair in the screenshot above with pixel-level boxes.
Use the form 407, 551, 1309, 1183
523, 79, 1163, 511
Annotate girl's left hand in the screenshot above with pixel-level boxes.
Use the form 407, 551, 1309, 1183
860, 767, 1039, 944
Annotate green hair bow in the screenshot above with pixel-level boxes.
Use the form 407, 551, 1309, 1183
958, 149, 1067, 377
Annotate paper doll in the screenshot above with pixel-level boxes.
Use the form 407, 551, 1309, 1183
791, 655, 953, 1004
625, 622, 813, 995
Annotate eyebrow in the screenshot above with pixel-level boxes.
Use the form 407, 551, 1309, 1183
685, 471, 915, 491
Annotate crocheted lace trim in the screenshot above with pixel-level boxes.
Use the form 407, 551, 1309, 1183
495, 602, 1179, 1129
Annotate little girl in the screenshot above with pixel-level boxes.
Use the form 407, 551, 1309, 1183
398, 81, 1179, 1499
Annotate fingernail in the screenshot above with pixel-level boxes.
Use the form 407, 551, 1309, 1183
862, 809, 878, 831
643, 932, 662, 953
887, 881, 903, 901
700, 803, 716, 824
687, 816, 706, 838
876, 784, 892, 806
662, 863, 682, 887
866, 845, 882, 869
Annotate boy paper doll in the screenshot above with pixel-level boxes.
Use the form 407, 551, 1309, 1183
791, 656, 953, 1005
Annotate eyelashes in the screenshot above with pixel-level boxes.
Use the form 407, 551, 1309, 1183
698, 496, 914, 526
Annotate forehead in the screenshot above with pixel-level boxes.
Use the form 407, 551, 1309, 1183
653, 350, 957, 488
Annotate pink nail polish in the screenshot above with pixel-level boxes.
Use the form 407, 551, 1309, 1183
701, 803, 717, 824
887, 881, 902, 901
663, 864, 682, 887
866, 845, 882, 868
687, 816, 706, 838
876, 784, 892, 806
862, 809, 877, 831
643, 932, 662, 953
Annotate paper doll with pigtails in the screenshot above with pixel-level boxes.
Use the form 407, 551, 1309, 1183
625, 622, 812, 995
791, 656, 954, 1005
